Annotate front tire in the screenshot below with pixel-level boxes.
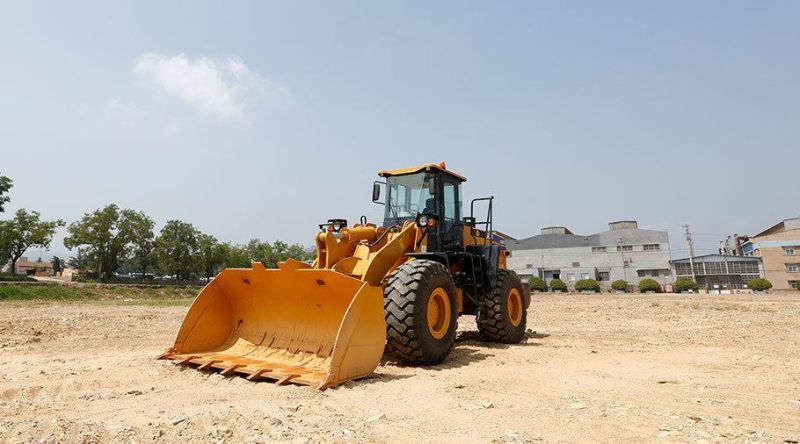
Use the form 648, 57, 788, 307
384, 260, 458, 365
477, 269, 527, 343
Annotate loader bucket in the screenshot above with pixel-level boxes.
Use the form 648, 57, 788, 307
159, 262, 386, 389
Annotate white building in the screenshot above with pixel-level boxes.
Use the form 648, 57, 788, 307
506, 221, 673, 287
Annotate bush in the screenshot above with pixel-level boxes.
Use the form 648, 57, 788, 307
528, 276, 547, 292
795, 281, 800, 291
747, 278, 772, 291
673, 277, 699, 293
611, 279, 629, 291
638, 278, 661, 293
550, 278, 567, 292
574, 278, 600, 292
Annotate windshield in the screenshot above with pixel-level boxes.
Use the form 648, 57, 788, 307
384, 172, 436, 223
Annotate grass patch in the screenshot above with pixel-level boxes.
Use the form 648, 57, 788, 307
0, 275, 38, 282
0, 284, 199, 302
97, 298, 195, 307
0, 284, 99, 301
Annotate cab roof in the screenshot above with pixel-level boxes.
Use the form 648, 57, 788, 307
377, 163, 467, 182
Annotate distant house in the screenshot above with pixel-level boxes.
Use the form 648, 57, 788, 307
672, 254, 763, 291
741, 217, 800, 291
506, 220, 673, 287
1, 257, 54, 276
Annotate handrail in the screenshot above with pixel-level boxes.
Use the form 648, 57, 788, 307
470, 196, 494, 244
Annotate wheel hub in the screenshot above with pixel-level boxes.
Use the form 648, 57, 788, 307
427, 287, 451, 339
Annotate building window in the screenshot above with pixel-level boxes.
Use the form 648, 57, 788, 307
785, 247, 796, 255
572, 262, 580, 268
567, 273, 576, 283
728, 261, 759, 274
637, 269, 667, 277
617, 245, 633, 252
580, 273, 589, 280
705, 262, 726, 274
526, 264, 533, 269
592, 247, 606, 253
643, 244, 660, 251
598, 272, 610, 281
789, 280, 800, 290
787, 263, 799, 272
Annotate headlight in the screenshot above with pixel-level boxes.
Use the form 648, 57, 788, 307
416, 214, 436, 229
324, 219, 348, 233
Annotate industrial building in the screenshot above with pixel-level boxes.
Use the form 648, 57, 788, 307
672, 254, 763, 291
741, 217, 800, 291
505, 221, 672, 287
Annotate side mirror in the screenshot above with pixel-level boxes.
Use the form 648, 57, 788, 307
372, 181, 384, 204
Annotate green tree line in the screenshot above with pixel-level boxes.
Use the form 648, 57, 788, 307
0, 173, 313, 281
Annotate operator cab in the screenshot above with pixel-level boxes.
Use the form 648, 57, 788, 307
374, 162, 490, 252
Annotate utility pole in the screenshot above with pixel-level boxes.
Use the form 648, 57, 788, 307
683, 224, 697, 282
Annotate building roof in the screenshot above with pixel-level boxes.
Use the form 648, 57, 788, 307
15, 261, 53, 268
750, 217, 800, 239
377, 163, 467, 182
671, 254, 760, 263
507, 227, 668, 251
507, 233, 594, 250
492, 231, 517, 242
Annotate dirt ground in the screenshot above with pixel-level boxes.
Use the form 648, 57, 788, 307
1, 294, 798, 443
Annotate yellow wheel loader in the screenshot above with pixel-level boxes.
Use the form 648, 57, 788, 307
159, 163, 530, 388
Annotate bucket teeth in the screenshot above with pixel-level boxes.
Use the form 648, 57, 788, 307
156, 349, 175, 360
198, 360, 221, 370
246, 368, 273, 381
220, 364, 242, 376
276, 374, 300, 386
177, 355, 200, 365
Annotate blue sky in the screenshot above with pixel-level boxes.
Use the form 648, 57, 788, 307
1, 1, 798, 258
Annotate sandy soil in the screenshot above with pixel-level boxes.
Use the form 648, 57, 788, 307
1, 294, 798, 443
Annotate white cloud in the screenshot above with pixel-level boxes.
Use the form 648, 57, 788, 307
133, 53, 285, 121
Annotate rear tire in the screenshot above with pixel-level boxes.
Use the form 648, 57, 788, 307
477, 269, 527, 343
384, 260, 458, 365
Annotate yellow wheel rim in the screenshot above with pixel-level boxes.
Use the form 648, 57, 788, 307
507, 288, 523, 327
427, 287, 451, 339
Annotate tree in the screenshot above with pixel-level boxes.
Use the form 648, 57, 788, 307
154, 220, 199, 280
68, 248, 89, 270
0, 174, 11, 214
611, 279, 629, 292
222, 242, 251, 268
64, 204, 153, 280
120, 210, 155, 279
245, 238, 313, 268
528, 276, 547, 292
197, 234, 227, 281
272, 240, 314, 264
0, 209, 64, 275
638, 278, 661, 293
246, 238, 274, 267
52, 256, 63, 274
